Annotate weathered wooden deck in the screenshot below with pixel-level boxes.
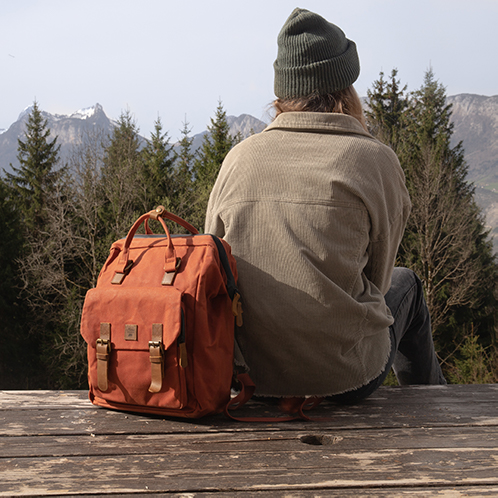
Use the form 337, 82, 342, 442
1, 384, 497, 496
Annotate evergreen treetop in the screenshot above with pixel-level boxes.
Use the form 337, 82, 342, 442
100, 110, 144, 236
5, 101, 61, 232
194, 101, 237, 185
189, 101, 239, 230
169, 119, 195, 223
141, 117, 175, 209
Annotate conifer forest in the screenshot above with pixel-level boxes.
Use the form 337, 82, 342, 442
0, 69, 496, 389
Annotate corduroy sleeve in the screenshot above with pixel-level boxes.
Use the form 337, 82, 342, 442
361, 146, 411, 294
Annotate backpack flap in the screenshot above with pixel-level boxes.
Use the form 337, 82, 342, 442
81, 286, 187, 410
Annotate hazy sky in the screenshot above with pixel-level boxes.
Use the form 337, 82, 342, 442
2, 0, 497, 139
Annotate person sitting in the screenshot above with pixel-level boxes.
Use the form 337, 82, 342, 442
205, 7, 446, 403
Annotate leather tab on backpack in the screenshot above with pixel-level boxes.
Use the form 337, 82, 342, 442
124, 324, 138, 341
111, 260, 134, 285
148, 324, 164, 393
179, 342, 188, 368
161, 271, 176, 286
149, 205, 166, 220
232, 292, 244, 327
162, 258, 181, 286
96, 323, 111, 391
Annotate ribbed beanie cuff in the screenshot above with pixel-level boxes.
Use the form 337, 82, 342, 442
274, 8, 360, 98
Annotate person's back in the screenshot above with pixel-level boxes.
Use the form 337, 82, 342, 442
206, 111, 409, 395
206, 8, 446, 400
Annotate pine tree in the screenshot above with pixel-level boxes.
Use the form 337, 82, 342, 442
169, 119, 196, 228
192, 101, 238, 229
365, 69, 408, 153
366, 69, 498, 379
0, 178, 34, 388
100, 110, 144, 238
194, 101, 235, 184
175, 119, 196, 183
5, 101, 61, 233
1, 101, 68, 387
141, 117, 175, 210
0, 180, 23, 316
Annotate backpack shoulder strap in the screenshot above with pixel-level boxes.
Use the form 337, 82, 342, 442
209, 235, 243, 326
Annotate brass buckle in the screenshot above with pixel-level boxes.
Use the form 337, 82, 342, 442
96, 338, 111, 352
148, 340, 164, 354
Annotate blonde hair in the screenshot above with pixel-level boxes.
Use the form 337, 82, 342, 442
273, 86, 367, 132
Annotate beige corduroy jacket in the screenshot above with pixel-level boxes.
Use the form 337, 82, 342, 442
205, 112, 411, 396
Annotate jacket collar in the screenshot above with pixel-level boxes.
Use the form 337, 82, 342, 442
264, 112, 372, 138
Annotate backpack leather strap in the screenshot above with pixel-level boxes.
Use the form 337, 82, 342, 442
225, 373, 323, 422
96, 323, 111, 391
148, 324, 164, 393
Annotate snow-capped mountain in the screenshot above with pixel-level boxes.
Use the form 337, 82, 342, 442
69, 106, 101, 120
0, 104, 116, 173
0, 104, 267, 175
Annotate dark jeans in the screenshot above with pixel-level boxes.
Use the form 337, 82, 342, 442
331, 267, 447, 404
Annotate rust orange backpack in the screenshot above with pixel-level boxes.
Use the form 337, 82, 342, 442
81, 207, 321, 421
80, 206, 247, 418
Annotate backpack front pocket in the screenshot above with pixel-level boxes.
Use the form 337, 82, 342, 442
82, 286, 187, 410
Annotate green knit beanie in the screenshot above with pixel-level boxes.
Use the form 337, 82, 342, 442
274, 8, 360, 98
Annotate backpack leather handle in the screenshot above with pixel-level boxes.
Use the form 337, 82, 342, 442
117, 211, 177, 274
146, 206, 199, 235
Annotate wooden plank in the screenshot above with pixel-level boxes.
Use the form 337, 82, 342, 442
75, 487, 498, 497
1, 399, 496, 437
2, 384, 497, 409
0, 390, 90, 409
33, 488, 498, 497
1, 444, 497, 495
1, 385, 498, 437
1, 386, 497, 496
1, 426, 497, 458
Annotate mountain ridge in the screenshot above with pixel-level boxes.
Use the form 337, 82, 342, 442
0, 105, 268, 174
0, 103, 117, 173
447, 94, 498, 187
2, 96, 498, 250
